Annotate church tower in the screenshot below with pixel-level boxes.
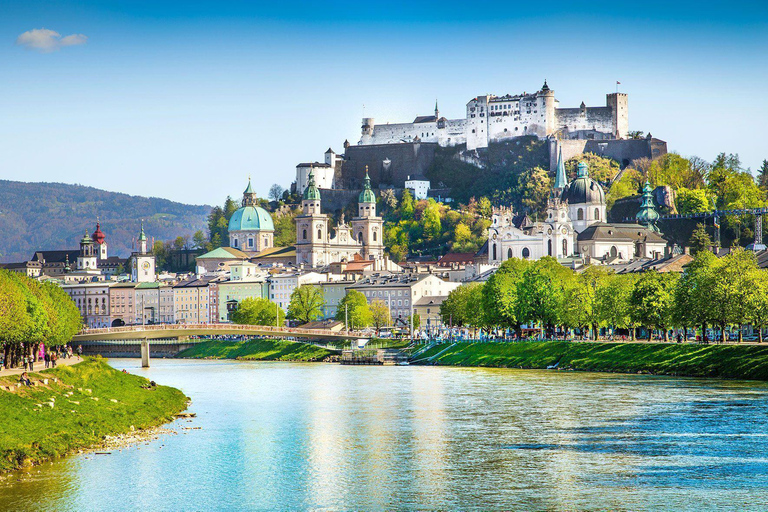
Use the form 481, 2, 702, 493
91, 221, 108, 260
350, 168, 384, 261
295, 171, 330, 266
131, 222, 156, 283
77, 229, 98, 271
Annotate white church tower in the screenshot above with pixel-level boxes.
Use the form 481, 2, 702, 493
131, 222, 156, 283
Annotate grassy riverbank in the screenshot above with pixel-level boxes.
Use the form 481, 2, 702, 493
412, 341, 768, 381
177, 339, 337, 362
0, 357, 188, 473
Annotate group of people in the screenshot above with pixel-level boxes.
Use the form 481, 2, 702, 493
2, 344, 83, 374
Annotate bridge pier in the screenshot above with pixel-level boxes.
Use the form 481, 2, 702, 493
140, 339, 150, 368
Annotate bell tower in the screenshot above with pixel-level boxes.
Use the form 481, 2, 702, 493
351, 167, 384, 260
295, 171, 329, 266
131, 221, 156, 282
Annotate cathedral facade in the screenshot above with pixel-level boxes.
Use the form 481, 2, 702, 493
488, 152, 666, 265
295, 169, 388, 268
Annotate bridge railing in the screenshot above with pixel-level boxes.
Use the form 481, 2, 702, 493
78, 323, 364, 338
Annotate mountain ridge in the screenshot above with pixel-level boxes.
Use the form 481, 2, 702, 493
0, 180, 211, 262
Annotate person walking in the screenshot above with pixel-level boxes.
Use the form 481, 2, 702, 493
77, 345, 83, 360
51, 351, 57, 368
44, 352, 50, 369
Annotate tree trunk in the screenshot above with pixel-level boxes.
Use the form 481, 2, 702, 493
721, 323, 726, 344
663, 328, 669, 342
593, 323, 598, 341
631, 327, 636, 341
760, 326, 764, 344
738, 324, 743, 343
702, 322, 707, 344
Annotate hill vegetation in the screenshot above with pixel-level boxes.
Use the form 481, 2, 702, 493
0, 180, 210, 263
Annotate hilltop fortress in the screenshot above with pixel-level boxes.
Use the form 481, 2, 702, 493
360, 81, 628, 151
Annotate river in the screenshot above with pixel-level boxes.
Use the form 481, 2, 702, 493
3, 359, 768, 511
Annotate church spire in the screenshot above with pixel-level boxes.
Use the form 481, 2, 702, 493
435, 100, 439, 119
358, 166, 376, 204
636, 181, 660, 232
554, 146, 567, 190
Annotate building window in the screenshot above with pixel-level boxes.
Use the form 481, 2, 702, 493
563, 239, 568, 256
577, 208, 584, 221
303, 229, 307, 240
507, 248, 512, 259
492, 244, 497, 260
317, 229, 322, 239
594, 208, 600, 220
548, 239, 552, 256
373, 231, 377, 242
522, 247, 530, 259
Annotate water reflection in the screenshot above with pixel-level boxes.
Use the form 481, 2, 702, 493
2, 360, 768, 511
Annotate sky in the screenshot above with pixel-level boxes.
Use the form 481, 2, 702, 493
1, 1, 767, 206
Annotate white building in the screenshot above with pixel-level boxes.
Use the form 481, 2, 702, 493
360, 82, 628, 151
295, 148, 340, 195
130, 223, 156, 283
268, 271, 328, 312
62, 282, 112, 328
228, 180, 275, 255
348, 273, 461, 325
404, 177, 430, 200
489, 157, 665, 265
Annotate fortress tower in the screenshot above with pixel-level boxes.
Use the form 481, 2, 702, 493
606, 93, 628, 139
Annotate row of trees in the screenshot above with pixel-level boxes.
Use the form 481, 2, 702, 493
230, 287, 418, 334
440, 250, 768, 343
0, 270, 82, 368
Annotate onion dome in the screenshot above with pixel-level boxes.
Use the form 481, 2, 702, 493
358, 169, 376, 204
303, 170, 321, 201
80, 229, 93, 245
636, 181, 660, 228
91, 222, 106, 245
561, 161, 605, 205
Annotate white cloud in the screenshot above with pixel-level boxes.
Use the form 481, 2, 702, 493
16, 28, 88, 53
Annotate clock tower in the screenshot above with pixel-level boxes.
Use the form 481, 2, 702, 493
131, 222, 156, 283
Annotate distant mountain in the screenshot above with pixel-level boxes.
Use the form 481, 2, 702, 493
0, 180, 211, 263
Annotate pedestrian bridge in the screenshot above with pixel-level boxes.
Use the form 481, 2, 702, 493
73, 323, 363, 343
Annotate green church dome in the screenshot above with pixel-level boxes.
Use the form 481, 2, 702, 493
228, 206, 275, 232
561, 161, 605, 205
358, 170, 376, 204
303, 171, 321, 201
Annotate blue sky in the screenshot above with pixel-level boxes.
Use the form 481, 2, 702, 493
1, 1, 767, 205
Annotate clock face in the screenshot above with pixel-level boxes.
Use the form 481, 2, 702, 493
142, 261, 151, 270
562, 228, 568, 235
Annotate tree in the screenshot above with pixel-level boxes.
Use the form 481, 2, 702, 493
606, 168, 643, 209
452, 223, 472, 251
707, 248, 758, 342
192, 230, 208, 250
630, 271, 677, 341
689, 223, 713, 255
381, 189, 398, 211
747, 269, 768, 343
335, 290, 372, 330
269, 184, 285, 202
400, 190, 415, 220
565, 153, 620, 183
647, 153, 705, 189
676, 188, 711, 215
231, 297, 285, 327
482, 258, 530, 335
422, 199, 442, 241
758, 160, 768, 192
597, 274, 638, 339
369, 300, 390, 334
561, 266, 610, 339
517, 257, 573, 336
517, 166, 551, 214
287, 285, 325, 324
478, 197, 492, 218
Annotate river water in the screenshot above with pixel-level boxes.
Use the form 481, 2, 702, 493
3, 359, 768, 511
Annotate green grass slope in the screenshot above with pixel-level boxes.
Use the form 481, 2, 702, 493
0, 357, 188, 473
412, 341, 768, 381
177, 339, 337, 362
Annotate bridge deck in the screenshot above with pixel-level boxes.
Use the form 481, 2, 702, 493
73, 323, 364, 342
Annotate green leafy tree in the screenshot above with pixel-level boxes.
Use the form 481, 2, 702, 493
517, 166, 551, 214
596, 273, 639, 339
287, 285, 325, 324
478, 197, 492, 218
606, 168, 643, 209
369, 300, 390, 334
441, 283, 484, 329
562, 266, 610, 339
400, 190, 415, 220
758, 159, 768, 192
689, 223, 713, 255
630, 271, 678, 341
192, 230, 208, 249
481, 258, 530, 335
518, 257, 573, 336
676, 187, 712, 215
648, 153, 705, 189
422, 199, 442, 241
335, 290, 372, 330
565, 153, 620, 183
231, 297, 285, 326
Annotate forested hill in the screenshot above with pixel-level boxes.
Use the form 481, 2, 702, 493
0, 180, 211, 262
